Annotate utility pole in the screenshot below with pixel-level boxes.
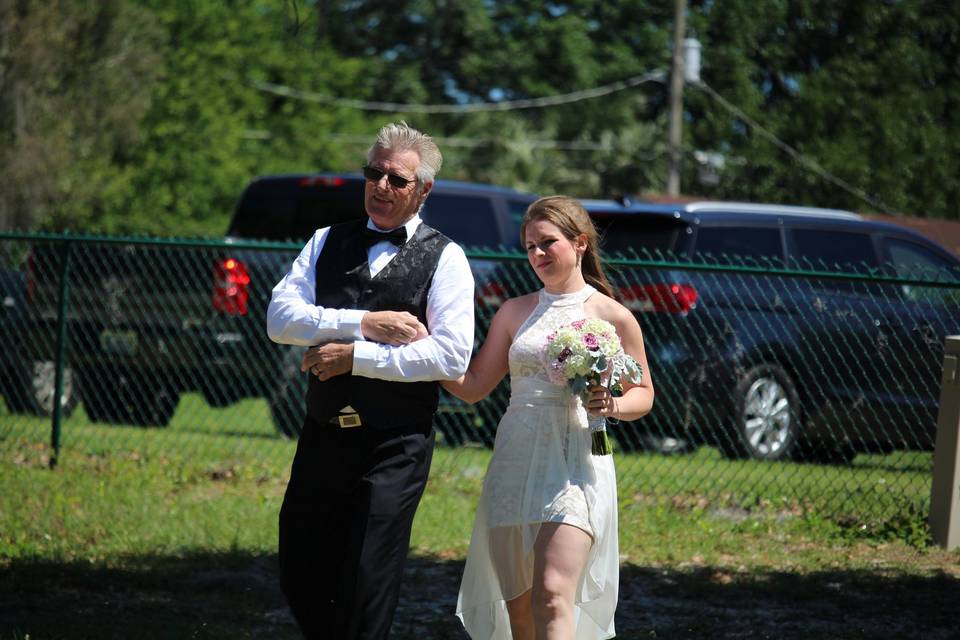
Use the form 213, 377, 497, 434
667, 0, 687, 197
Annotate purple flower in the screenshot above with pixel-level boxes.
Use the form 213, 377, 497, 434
583, 333, 599, 350
557, 346, 572, 362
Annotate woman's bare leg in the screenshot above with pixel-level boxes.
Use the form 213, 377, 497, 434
531, 522, 592, 639
506, 589, 534, 640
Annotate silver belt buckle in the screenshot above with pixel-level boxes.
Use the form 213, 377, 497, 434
338, 413, 362, 429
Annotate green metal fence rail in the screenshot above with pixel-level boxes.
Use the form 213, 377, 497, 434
3, 232, 959, 531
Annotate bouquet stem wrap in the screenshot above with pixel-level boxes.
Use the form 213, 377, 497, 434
587, 414, 613, 456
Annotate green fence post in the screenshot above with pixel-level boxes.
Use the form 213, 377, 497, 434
49, 241, 72, 469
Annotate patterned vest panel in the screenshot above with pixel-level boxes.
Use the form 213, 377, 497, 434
306, 219, 452, 429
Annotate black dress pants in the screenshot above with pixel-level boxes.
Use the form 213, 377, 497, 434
279, 415, 435, 640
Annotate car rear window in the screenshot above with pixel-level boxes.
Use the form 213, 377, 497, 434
228, 180, 365, 242
591, 214, 686, 258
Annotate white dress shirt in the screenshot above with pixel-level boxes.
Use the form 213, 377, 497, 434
266, 215, 475, 382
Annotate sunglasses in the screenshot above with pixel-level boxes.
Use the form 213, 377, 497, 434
362, 165, 416, 189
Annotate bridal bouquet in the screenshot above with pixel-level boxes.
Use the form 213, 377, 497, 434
544, 318, 643, 455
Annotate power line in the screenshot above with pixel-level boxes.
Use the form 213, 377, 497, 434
693, 80, 897, 215
325, 132, 662, 158
251, 70, 666, 114
252, 69, 898, 212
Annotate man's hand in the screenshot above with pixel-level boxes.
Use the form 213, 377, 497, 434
361, 310, 428, 345
301, 343, 354, 381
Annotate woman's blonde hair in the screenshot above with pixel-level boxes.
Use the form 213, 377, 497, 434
520, 196, 614, 298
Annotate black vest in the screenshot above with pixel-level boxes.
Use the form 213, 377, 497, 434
306, 219, 451, 429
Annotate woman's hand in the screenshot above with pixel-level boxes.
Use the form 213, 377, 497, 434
586, 383, 618, 418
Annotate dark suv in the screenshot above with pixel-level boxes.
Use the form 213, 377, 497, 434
584, 200, 960, 462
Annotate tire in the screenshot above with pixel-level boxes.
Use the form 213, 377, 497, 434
130, 386, 178, 426
268, 378, 305, 439
720, 364, 801, 461
83, 373, 177, 427
7, 359, 79, 418
268, 346, 307, 439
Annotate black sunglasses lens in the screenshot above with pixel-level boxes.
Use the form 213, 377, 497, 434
363, 166, 412, 188
363, 166, 384, 182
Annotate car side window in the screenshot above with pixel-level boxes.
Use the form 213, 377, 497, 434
789, 228, 880, 292
692, 226, 783, 266
421, 194, 501, 249
885, 237, 959, 304
592, 215, 686, 259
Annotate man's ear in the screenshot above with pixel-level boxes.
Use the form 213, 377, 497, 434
418, 180, 434, 202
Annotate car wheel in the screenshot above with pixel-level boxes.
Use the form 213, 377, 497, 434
11, 359, 79, 418
268, 380, 305, 439
268, 347, 307, 439
130, 387, 179, 427
83, 374, 176, 427
721, 364, 801, 461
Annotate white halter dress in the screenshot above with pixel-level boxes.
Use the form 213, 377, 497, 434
456, 285, 619, 639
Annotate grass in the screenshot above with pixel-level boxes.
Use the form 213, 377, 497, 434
2, 397, 959, 638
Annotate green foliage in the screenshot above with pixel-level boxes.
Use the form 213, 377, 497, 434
3, 0, 960, 233
0, 0, 164, 231
318, 0, 671, 197
687, 0, 960, 218
101, 0, 374, 236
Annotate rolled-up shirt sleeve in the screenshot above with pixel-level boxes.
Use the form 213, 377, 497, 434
352, 242, 474, 382
266, 228, 367, 346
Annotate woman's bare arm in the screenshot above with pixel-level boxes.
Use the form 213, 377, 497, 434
441, 295, 533, 404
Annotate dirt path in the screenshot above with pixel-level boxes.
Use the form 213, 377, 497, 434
392, 557, 960, 639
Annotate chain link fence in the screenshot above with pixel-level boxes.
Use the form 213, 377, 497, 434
2, 233, 958, 528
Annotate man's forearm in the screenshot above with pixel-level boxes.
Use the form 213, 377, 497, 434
352, 331, 471, 382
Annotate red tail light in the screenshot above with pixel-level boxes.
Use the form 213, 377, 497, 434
299, 176, 345, 187
213, 258, 250, 315
620, 283, 698, 314
476, 282, 507, 308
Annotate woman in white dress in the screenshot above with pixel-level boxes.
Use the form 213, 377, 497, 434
442, 196, 654, 639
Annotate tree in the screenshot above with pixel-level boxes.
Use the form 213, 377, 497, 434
315, 0, 671, 197
102, 0, 374, 236
0, 0, 162, 230
686, 0, 960, 218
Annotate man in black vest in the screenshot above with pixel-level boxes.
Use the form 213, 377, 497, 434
266, 122, 475, 639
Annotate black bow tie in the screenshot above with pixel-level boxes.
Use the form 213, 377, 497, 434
361, 226, 407, 248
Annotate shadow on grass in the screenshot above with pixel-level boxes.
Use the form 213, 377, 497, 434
616, 563, 960, 639
2, 553, 958, 639
0, 551, 296, 640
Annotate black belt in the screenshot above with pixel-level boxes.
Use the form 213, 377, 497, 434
328, 412, 362, 429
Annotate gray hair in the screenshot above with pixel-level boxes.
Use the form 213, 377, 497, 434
367, 121, 443, 189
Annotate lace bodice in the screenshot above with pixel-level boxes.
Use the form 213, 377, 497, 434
508, 285, 597, 381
